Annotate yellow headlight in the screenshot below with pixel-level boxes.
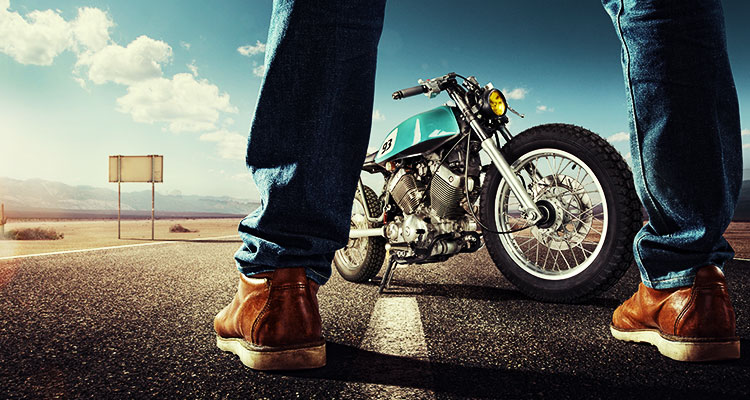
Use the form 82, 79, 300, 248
488, 90, 506, 116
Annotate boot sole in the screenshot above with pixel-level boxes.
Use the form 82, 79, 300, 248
610, 325, 740, 362
216, 336, 326, 370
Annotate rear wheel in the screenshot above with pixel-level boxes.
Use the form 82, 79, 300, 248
479, 124, 641, 303
334, 185, 386, 282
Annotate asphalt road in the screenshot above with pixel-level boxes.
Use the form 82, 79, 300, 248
1, 239, 749, 399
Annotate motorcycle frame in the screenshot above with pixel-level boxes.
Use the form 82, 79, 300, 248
350, 77, 543, 239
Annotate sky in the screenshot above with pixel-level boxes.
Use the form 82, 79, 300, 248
1, 0, 749, 202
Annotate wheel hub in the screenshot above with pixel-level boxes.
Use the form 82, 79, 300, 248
534, 199, 558, 229
530, 174, 593, 250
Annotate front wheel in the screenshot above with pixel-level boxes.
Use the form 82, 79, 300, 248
334, 184, 386, 283
479, 124, 641, 303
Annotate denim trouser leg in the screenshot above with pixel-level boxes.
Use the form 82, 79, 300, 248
235, 0, 387, 285
602, 0, 743, 289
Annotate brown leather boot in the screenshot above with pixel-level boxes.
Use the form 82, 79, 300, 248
610, 265, 740, 361
214, 267, 326, 370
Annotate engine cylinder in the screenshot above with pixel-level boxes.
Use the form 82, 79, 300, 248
430, 166, 464, 218
390, 171, 422, 214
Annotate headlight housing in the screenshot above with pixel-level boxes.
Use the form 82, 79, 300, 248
479, 88, 507, 117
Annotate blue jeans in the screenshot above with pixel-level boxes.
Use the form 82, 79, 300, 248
602, 0, 742, 289
237, 0, 742, 289
234, 0, 387, 284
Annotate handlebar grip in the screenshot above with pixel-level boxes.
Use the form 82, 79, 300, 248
392, 85, 427, 100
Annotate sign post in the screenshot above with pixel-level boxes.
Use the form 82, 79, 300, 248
1, 203, 7, 238
109, 155, 163, 240
151, 155, 155, 240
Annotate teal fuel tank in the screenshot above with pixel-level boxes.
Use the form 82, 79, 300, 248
374, 105, 461, 164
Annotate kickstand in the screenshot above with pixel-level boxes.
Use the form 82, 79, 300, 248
378, 256, 398, 294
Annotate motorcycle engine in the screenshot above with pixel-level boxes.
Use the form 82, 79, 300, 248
385, 152, 480, 256
388, 156, 478, 221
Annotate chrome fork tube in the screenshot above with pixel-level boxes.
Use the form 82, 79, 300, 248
479, 138, 541, 222
451, 92, 541, 223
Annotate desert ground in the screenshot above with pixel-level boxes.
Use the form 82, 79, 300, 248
724, 221, 750, 259
1, 218, 749, 260
0, 218, 240, 258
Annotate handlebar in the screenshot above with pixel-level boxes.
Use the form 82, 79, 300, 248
392, 85, 427, 100
391, 73, 458, 101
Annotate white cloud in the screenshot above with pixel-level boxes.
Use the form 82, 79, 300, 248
200, 130, 247, 160
73, 76, 88, 90
187, 60, 198, 76
180, 41, 191, 50
70, 7, 113, 53
607, 132, 629, 143
503, 87, 527, 100
252, 65, 266, 77
237, 40, 266, 57
742, 129, 749, 136
116, 73, 238, 133
536, 105, 553, 113
0, 6, 72, 65
743, 143, 750, 149
0, 4, 114, 66
1, 2, 240, 147
372, 109, 385, 121
77, 35, 172, 85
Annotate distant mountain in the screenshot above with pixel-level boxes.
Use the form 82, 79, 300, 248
0, 177, 258, 216
1, 177, 748, 221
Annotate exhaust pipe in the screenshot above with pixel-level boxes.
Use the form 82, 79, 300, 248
349, 228, 385, 238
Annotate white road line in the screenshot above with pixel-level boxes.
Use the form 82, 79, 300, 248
361, 297, 430, 358
0, 235, 239, 261
345, 297, 435, 399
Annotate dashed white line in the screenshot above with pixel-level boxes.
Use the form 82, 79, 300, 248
0, 235, 239, 261
361, 297, 430, 358
345, 296, 435, 399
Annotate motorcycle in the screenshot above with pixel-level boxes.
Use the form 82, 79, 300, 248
334, 73, 641, 303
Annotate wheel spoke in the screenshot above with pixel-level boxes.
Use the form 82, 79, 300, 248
516, 235, 536, 248
551, 248, 561, 271
562, 208, 603, 235
494, 146, 611, 282
558, 246, 571, 270
556, 158, 573, 177
566, 239, 579, 266
542, 242, 551, 268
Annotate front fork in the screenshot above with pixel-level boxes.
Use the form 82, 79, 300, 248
451, 93, 542, 224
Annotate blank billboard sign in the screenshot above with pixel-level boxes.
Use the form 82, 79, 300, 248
109, 155, 163, 183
